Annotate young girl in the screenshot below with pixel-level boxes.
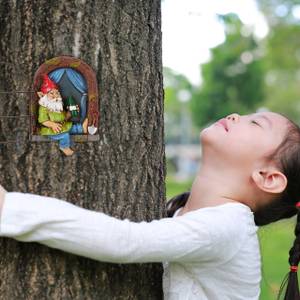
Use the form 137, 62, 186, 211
0, 111, 299, 300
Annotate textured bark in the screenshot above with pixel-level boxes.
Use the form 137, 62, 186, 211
0, 1, 165, 299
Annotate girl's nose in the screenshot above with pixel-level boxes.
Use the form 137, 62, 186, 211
226, 113, 240, 122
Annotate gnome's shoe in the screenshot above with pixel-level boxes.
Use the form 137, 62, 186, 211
60, 147, 74, 156
82, 118, 88, 134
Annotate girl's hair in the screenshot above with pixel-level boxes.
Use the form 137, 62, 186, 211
166, 113, 300, 300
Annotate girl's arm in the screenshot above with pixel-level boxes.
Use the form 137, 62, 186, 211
0, 192, 213, 264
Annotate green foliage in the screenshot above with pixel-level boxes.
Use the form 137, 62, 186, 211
258, 219, 296, 299
266, 25, 300, 70
257, 0, 300, 25
256, 0, 300, 123
164, 67, 194, 114
163, 67, 197, 143
165, 175, 193, 200
190, 13, 265, 128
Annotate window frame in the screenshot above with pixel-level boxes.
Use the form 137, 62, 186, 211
30, 56, 100, 142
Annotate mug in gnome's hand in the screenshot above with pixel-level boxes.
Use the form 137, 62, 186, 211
37, 74, 88, 156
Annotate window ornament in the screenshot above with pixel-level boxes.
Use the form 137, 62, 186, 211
30, 56, 100, 155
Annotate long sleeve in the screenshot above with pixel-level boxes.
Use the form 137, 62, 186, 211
0, 192, 213, 264
38, 106, 50, 124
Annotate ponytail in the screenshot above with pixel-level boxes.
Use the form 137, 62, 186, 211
166, 191, 190, 217
278, 211, 300, 300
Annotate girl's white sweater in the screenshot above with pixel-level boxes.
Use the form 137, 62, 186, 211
0, 192, 261, 299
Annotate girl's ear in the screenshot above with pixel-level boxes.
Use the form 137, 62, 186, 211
251, 169, 287, 194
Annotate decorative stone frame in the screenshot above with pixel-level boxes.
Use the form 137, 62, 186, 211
30, 56, 99, 142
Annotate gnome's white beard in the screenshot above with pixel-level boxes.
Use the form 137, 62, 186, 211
39, 95, 64, 112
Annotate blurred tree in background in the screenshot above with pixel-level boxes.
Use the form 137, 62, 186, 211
163, 67, 198, 143
164, 1, 300, 134
190, 13, 265, 128
256, 0, 300, 122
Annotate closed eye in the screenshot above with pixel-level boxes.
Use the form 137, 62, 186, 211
251, 120, 261, 127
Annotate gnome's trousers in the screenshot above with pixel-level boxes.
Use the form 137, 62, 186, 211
48, 123, 83, 149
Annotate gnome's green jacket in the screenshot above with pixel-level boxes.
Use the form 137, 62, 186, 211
38, 106, 72, 135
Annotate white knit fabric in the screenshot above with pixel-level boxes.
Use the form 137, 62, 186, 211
0, 192, 261, 299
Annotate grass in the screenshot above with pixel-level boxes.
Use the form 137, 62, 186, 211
165, 174, 297, 300
258, 219, 296, 299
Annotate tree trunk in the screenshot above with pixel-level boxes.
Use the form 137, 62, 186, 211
0, 1, 165, 299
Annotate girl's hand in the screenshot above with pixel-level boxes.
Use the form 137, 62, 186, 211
0, 185, 7, 216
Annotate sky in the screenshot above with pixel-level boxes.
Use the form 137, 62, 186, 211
161, 0, 269, 86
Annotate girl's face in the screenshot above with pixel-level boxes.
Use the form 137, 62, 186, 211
200, 111, 289, 168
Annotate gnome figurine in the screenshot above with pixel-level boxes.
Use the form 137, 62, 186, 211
37, 74, 88, 156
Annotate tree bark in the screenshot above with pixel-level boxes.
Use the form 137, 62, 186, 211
0, 1, 165, 299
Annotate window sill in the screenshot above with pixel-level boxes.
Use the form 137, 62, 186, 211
30, 134, 100, 142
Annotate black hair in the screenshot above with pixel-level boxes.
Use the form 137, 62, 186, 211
166, 113, 300, 300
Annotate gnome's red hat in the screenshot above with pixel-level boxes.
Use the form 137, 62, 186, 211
40, 74, 58, 94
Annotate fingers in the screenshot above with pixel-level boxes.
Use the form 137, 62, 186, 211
56, 124, 62, 131
52, 123, 63, 133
